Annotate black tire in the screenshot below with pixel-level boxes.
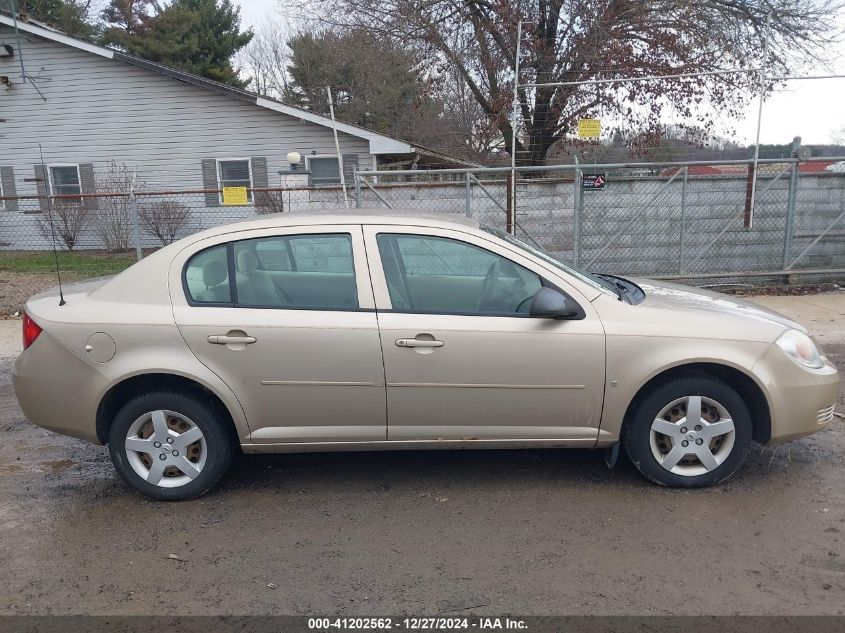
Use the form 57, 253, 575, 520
108, 390, 233, 501
622, 373, 752, 488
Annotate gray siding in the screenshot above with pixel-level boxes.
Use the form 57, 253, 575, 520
0, 25, 377, 249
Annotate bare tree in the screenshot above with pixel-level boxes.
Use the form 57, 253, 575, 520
428, 65, 504, 163
238, 17, 292, 98
91, 161, 136, 252
36, 200, 89, 251
302, 0, 843, 166
138, 199, 191, 245
832, 126, 845, 146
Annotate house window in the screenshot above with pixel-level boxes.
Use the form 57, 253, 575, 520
217, 159, 253, 203
49, 165, 82, 197
308, 156, 341, 186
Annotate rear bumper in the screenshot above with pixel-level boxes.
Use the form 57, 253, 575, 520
12, 332, 107, 444
753, 344, 840, 443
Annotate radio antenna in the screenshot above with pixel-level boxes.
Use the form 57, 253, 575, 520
8, 0, 48, 101
38, 144, 66, 306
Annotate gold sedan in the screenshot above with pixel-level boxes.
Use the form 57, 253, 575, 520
13, 213, 840, 500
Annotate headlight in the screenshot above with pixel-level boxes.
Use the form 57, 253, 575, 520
775, 329, 824, 369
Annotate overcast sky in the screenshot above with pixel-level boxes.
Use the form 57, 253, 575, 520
232, 0, 845, 146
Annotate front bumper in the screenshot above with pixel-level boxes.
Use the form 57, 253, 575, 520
12, 332, 107, 444
753, 343, 840, 443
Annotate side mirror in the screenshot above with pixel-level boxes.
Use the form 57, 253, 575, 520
529, 287, 580, 319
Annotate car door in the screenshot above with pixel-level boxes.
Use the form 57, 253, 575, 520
170, 225, 386, 444
363, 225, 606, 444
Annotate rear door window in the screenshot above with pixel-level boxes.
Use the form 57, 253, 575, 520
233, 234, 358, 309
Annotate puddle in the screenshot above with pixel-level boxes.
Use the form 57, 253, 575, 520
0, 458, 75, 475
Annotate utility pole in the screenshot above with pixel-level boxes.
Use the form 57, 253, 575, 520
326, 86, 349, 208
748, 11, 772, 229
509, 20, 522, 235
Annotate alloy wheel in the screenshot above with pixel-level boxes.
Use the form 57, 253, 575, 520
124, 410, 207, 488
649, 395, 736, 476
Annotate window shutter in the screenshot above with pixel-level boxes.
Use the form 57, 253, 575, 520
250, 157, 269, 209
250, 157, 268, 188
0, 167, 18, 212
79, 163, 97, 210
201, 159, 220, 207
342, 154, 358, 185
33, 164, 48, 211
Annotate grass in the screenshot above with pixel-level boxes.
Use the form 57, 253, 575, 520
0, 251, 138, 277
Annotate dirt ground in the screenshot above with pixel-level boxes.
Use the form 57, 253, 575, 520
0, 295, 844, 616
0, 272, 69, 317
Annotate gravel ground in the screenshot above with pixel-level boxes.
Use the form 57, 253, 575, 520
0, 297, 844, 616
0, 272, 68, 318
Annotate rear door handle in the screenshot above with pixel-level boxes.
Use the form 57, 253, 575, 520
207, 335, 257, 345
395, 338, 444, 348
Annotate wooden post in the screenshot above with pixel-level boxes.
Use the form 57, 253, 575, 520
743, 164, 755, 228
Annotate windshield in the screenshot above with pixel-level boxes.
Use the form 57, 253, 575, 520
481, 225, 618, 296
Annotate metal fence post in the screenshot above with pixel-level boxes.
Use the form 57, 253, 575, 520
465, 171, 472, 218
506, 172, 515, 234
353, 167, 362, 209
129, 171, 142, 262
573, 166, 581, 265
679, 166, 688, 274
782, 162, 799, 270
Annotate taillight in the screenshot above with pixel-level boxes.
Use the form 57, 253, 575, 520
22, 312, 43, 350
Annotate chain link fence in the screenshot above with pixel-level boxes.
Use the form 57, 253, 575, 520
355, 158, 845, 281
0, 186, 354, 268
2, 158, 844, 283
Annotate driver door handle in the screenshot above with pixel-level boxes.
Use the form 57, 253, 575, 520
395, 338, 444, 349
208, 335, 257, 345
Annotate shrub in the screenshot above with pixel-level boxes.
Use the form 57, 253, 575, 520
91, 161, 135, 252
36, 200, 89, 251
254, 190, 286, 214
139, 200, 192, 245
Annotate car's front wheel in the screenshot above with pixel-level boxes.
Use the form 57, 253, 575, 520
108, 391, 233, 500
623, 374, 753, 487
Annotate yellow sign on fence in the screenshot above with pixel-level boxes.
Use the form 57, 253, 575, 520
222, 186, 248, 206
577, 118, 601, 139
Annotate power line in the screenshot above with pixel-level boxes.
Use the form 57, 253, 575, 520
520, 67, 762, 89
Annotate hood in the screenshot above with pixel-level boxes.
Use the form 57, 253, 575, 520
633, 278, 806, 333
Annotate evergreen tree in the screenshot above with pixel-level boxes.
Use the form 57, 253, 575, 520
19, 0, 95, 39
103, 0, 252, 89
100, 0, 158, 49
284, 29, 439, 140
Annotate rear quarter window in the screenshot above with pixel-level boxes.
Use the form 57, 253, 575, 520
184, 244, 231, 304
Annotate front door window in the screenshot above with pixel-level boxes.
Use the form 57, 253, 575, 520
376, 233, 542, 315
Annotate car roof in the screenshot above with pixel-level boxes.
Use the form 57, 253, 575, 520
197, 209, 481, 237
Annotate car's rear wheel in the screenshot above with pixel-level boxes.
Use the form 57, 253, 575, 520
108, 391, 233, 501
623, 374, 752, 487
